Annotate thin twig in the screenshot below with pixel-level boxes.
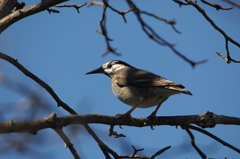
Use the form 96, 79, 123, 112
47, 8, 60, 14
88, 0, 104, 7
140, 11, 181, 34
173, 0, 191, 7
103, 0, 134, 23
183, 126, 207, 159
201, 0, 233, 10
54, 128, 81, 159
108, 125, 126, 138
215, 52, 229, 63
221, 0, 240, 9
225, 39, 240, 63
100, 0, 121, 56
55, 3, 87, 13
150, 146, 171, 159
0, 52, 122, 158
126, 0, 207, 68
131, 145, 144, 159
187, 125, 240, 153
84, 124, 120, 159
185, 0, 240, 63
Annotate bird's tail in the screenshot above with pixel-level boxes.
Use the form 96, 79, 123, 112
168, 86, 193, 96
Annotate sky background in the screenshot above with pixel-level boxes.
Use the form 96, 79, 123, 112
0, 0, 240, 158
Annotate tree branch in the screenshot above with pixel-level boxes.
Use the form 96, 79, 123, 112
0, 0, 17, 19
1, 112, 240, 134
99, 0, 121, 56
1, 112, 239, 155
0, 52, 77, 115
126, 0, 207, 68
201, 0, 233, 10
182, 126, 207, 158
221, 0, 240, 9
185, 0, 240, 63
54, 128, 81, 159
151, 146, 171, 159
0, 0, 87, 33
84, 124, 120, 159
54, 3, 87, 13
187, 124, 240, 154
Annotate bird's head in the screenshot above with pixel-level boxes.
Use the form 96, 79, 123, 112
86, 60, 132, 78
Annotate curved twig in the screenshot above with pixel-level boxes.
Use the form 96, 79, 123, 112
54, 128, 80, 159
182, 126, 207, 158
126, 0, 207, 68
187, 125, 240, 153
185, 0, 240, 63
0, 52, 77, 115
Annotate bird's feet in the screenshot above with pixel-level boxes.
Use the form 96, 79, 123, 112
147, 112, 157, 120
147, 113, 158, 130
116, 113, 133, 120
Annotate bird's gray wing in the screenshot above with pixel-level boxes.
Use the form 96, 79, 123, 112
116, 69, 185, 88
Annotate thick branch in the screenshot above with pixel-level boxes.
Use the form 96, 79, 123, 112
0, 0, 82, 33
0, 0, 17, 19
1, 112, 240, 134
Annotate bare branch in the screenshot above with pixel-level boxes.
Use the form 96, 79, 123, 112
0, 0, 17, 19
55, 3, 87, 13
201, 0, 233, 10
185, 0, 240, 64
140, 11, 181, 34
215, 38, 240, 63
131, 145, 144, 158
215, 52, 229, 63
187, 125, 240, 153
1, 112, 240, 134
47, 8, 60, 14
119, 155, 150, 159
84, 124, 120, 159
88, 0, 104, 7
99, 0, 121, 56
151, 146, 171, 159
0, 0, 72, 33
182, 126, 207, 158
1, 112, 239, 155
221, 0, 240, 9
126, 0, 207, 68
54, 128, 81, 159
0, 52, 77, 115
102, 0, 134, 23
173, 0, 191, 7
108, 125, 126, 138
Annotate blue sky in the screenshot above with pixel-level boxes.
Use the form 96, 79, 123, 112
0, 0, 240, 158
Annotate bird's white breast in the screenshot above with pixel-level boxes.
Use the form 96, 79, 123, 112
111, 80, 168, 108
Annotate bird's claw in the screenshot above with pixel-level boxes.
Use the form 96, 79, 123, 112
147, 113, 157, 120
116, 113, 133, 120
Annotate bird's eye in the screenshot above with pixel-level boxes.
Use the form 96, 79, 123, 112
107, 63, 112, 68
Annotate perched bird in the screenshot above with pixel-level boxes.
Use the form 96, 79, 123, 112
86, 60, 192, 118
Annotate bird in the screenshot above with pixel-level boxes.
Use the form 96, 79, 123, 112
86, 60, 192, 118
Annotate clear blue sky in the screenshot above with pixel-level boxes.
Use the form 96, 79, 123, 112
0, 0, 240, 158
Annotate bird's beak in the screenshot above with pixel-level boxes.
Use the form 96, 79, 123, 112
85, 67, 104, 75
